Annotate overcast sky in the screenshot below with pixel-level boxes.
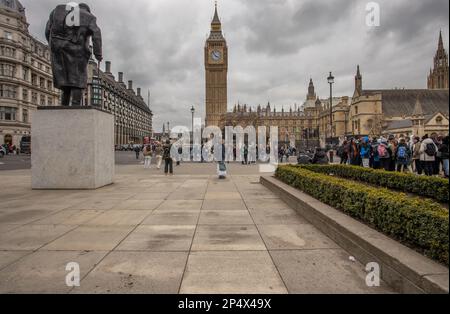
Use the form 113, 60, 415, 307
22, 0, 449, 131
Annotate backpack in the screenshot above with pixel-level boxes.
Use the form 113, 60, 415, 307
378, 144, 389, 158
425, 143, 437, 157
397, 146, 407, 160
360, 146, 369, 158
163, 145, 171, 160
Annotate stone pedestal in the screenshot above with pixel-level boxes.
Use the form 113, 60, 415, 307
31, 107, 114, 190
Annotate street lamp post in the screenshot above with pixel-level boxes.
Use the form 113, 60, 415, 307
191, 105, 195, 136
327, 72, 335, 145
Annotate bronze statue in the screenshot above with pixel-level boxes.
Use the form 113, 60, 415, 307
45, 3, 102, 106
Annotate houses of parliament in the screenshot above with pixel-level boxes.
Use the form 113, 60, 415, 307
204, 5, 449, 148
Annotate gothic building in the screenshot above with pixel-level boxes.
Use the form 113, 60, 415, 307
205, 4, 448, 147
428, 31, 449, 90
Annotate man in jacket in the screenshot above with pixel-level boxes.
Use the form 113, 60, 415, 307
45, 3, 102, 106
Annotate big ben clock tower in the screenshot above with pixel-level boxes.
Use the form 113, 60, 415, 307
205, 2, 228, 127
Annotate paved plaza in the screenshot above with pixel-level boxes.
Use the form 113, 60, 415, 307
0, 164, 393, 294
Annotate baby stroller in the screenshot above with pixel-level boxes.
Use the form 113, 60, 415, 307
217, 162, 227, 179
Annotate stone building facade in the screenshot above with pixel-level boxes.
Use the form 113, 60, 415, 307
428, 31, 449, 90
0, 0, 59, 146
85, 59, 153, 145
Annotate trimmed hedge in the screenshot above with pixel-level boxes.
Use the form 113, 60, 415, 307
276, 165, 449, 265
294, 164, 449, 203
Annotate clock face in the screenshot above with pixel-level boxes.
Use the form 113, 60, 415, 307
211, 50, 222, 61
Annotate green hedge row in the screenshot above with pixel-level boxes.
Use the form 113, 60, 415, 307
293, 164, 449, 203
275, 165, 449, 265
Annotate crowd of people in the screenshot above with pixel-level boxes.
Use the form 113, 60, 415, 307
336, 133, 449, 178
131, 132, 449, 179
139, 140, 174, 176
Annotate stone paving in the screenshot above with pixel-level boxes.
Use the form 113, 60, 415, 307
0, 166, 394, 294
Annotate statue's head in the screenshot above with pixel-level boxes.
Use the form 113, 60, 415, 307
79, 3, 91, 13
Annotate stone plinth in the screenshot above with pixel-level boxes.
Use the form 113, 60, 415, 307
31, 107, 114, 189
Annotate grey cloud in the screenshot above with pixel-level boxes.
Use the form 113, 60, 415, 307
21, 0, 449, 131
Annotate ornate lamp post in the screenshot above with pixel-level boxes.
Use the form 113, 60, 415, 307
191, 105, 195, 134
327, 72, 335, 145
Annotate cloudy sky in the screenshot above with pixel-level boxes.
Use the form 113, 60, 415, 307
22, 0, 449, 131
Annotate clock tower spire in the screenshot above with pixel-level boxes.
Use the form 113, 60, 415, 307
205, 1, 228, 128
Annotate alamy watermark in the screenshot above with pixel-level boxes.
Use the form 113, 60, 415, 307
167, 118, 279, 173
65, 262, 80, 287
366, 2, 381, 27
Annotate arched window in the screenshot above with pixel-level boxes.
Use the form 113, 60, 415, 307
436, 116, 443, 125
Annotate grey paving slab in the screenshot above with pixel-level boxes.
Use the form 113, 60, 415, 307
245, 198, 293, 211
258, 224, 340, 250
167, 190, 206, 200
270, 249, 394, 294
250, 208, 309, 225
0, 251, 107, 293
201, 199, 247, 211
116, 225, 196, 251
0, 225, 76, 251
180, 251, 288, 294
113, 200, 163, 210
0, 209, 55, 225
41, 226, 134, 251
192, 225, 266, 251
157, 200, 203, 211
85, 210, 151, 226
132, 192, 170, 200
0, 251, 31, 269
0, 223, 20, 234
204, 192, 242, 200
0, 166, 397, 294
142, 210, 200, 225
31, 210, 104, 225
198, 210, 254, 225
68, 199, 123, 210
73, 252, 188, 294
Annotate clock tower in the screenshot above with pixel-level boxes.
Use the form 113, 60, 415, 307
205, 2, 228, 127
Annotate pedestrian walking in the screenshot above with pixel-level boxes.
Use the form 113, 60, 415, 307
134, 145, 140, 160
143, 145, 152, 169
155, 143, 163, 170
163, 140, 173, 176
438, 136, 449, 178
412, 137, 422, 175
396, 138, 411, 173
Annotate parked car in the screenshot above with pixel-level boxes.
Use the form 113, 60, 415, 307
0, 145, 6, 158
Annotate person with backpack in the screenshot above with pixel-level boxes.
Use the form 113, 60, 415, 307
370, 137, 380, 169
163, 139, 173, 176
411, 137, 422, 175
359, 137, 371, 168
378, 139, 392, 171
419, 134, 438, 176
396, 138, 411, 172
